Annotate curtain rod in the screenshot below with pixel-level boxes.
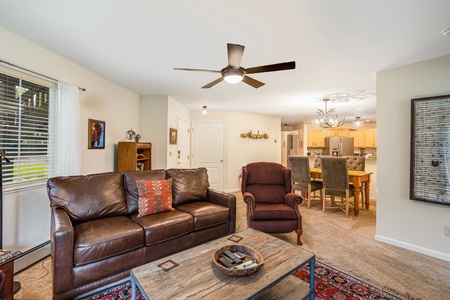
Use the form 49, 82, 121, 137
0, 59, 86, 92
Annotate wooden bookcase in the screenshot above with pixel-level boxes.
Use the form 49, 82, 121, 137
117, 142, 152, 172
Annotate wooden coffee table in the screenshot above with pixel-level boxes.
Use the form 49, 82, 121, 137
130, 228, 315, 300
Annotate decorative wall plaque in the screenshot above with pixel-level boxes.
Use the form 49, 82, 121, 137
410, 95, 450, 205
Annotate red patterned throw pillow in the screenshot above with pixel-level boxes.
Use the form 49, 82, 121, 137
136, 179, 174, 217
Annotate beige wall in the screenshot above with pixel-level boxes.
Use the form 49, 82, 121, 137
168, 97, 191, 168
140, 96, 168, 169
377, 54, 450, 262
139, 96, 191, 169
0, 28, 140, 255
191, 110, 281, 192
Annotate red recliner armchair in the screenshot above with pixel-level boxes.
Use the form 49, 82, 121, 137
241, 162, 304, 245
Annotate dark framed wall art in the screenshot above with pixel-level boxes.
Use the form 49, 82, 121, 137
410, 94, 450, 206
88, 119, 105, 149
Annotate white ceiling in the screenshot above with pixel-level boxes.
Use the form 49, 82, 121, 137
1, 0, 450, 125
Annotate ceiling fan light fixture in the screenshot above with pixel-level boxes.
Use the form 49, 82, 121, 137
222, 68, 244, 84
224, 74, 243, 84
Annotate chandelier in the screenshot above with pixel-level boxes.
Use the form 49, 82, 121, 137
308, 98, 345, 128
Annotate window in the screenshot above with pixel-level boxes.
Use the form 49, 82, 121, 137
0, 72, 55, 185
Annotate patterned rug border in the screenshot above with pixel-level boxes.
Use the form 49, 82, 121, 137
323, 261, 403, 298
74, 277, 131, 300
295, 260, 404, 300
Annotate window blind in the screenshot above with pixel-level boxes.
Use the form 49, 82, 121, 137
0, 72, 56, 185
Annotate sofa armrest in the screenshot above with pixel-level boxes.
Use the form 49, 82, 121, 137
206, 188, 236, 234
51, 207, 75, 295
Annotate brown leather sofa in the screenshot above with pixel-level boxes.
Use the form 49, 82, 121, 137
47, 168, 236, 300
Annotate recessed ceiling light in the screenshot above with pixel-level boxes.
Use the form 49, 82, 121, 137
442, 28, 450, 37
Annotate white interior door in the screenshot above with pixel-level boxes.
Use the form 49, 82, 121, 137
177, 117, 190, 168
192, 122, 225, 191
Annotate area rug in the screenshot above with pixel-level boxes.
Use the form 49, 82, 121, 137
293, 261, 402, 300
78, 261, 402, 300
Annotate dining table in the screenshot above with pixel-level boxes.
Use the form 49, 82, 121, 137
310, 167, 373, 217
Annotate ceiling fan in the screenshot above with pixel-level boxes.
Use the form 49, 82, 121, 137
174, 43, 296, 89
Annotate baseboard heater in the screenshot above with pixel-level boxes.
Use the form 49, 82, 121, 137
14, 240, 51, 273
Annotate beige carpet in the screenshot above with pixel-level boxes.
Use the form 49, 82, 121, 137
14, 192, 450, 299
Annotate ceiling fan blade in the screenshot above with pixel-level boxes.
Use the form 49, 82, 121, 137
174, 68, 221, 73
202, 77, 224, 89
242, 76, 265, 89
227, 43, 245, 68
245, 61, 296, 74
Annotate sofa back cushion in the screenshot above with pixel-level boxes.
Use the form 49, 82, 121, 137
166, 167, 210, 206
122, 169, 166, 214
47, 172, 127, 223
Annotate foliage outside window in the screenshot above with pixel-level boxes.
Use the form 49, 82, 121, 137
0, 72, 55, 185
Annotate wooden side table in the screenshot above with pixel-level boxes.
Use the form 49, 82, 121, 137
0, 250, 21, 300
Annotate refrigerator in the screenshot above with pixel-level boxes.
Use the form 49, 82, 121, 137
324, 137, 354, 156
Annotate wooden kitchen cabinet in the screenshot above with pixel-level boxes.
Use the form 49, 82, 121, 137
348, 130, 365, 148
325, 129, 349, 137
364, 128, 377, 148
307, 130, 325, 148
117, 142, 152, 172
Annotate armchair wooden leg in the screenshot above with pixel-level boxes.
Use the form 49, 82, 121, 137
296, 229, 303, 246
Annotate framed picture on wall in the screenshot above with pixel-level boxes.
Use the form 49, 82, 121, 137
88, 119, 105, 149
169, 128, 177, 144
410, 94, 450, 206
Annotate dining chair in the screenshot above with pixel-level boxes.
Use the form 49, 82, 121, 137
288, 156, 323, 209
241, 162, 304, 245
313, 155, 334, 168
320, 157, 355, 217
345, 156, 366, 209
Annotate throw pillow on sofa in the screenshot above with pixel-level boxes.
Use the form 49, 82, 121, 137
122, 169, 167, 215
136, 179, 175, 217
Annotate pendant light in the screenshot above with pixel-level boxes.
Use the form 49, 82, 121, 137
353, 116, 363, 127
308, 98, 345, 128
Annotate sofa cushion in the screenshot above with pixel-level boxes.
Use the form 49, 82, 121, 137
176, 202, 229, 231
166, 168, 210, 206
122, 170, 166, 215
73, 216, 144, 266
48, 172, 127, 223
130, 210, 193, 246
136, 179, 175, 217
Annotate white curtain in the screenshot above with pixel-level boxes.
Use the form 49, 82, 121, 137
48, 82, 81, 176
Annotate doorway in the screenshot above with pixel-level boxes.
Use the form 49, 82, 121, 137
192, 122, 225, 191
177, 117, 190, 168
